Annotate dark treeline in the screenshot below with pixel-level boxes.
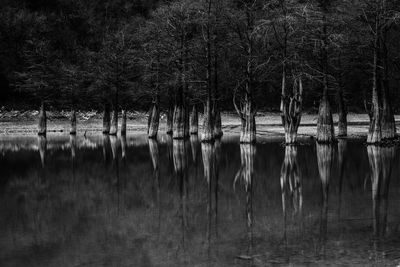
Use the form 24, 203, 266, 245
0, 0, 399, 143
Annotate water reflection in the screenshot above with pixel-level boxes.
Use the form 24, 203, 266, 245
38, 135, 47, 168
234, 144, 256, 260
280, 145, 302, 247
173, 139, 190, 250
316, 143, 335, 256
367, 145, 395, 239
70, 134, 76, 181
1, 136, 400, 266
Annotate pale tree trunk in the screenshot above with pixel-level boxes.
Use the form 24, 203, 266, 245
38, 102, 46, 136
316, 94, 335, 143
280, 145, 302, 218
166, 105, 173, 134
201, 100, 214, 142
172, 101, 188, 139
148, 99, 160, 139
240, 97, 256, 144
281, 74, 303, 144
109, 108, 118, 135
367, 145, 395, 238
103, 105, 111, 134
70, 109, 77, 135
121, 110, 127, 136
189, 105, 198, 134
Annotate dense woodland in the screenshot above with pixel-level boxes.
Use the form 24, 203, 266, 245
0, 0, 399, 143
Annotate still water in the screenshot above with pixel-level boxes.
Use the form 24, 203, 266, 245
0, 134, 399, 266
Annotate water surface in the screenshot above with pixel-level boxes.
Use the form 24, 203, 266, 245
0, 134, 399, 266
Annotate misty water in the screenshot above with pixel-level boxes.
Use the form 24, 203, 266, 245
0, 134, 400, 266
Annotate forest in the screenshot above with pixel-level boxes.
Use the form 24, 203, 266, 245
0, 0, 399, 143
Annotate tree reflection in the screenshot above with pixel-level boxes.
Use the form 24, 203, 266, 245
234, 144, 256, 260
337, 139, 347, 219
280, 145, 302, 247
38, 135, 47, 169
148, 138, 161, 239
316, 143, 335, 257
121, 135, 127, 163
367, 145, 395, 239
70, 134, 77, 181
102, 134, 110, 166
173, 139, 189, 251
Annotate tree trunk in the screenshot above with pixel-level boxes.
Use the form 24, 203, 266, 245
121, 110, 127, 136
240, 99, 256, 144
381, 87, 396, 140
70, 109, 77, 135
189, 105, 198, 134
103, 105, 111, 134
166, 105, 173, 134
38, 102, 46, 136
213, 104, 223, 139
201, 100, 214, 142
148, 101, 160, 139
109, 108, 118, 135
281, 76, 303, 144
173, 102, 188, 139
316, 96, 335, 143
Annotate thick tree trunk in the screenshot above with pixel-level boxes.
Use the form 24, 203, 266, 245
189, 105, 198, 134
121, 110, 127, 136
316, 96, 335, 143
148, 101, 160, 139
103, 105, 111, 134
109, 109, 118, 135
240, 100, 256, 144
201, 100, 214, 142
38, 102, 46, 136
166, 105, 173, 134
70, 109, 77, 135
381, 89, 396, 140
281, 76, 303, 144
213, 104, 223, 139
172, 102, 189, 139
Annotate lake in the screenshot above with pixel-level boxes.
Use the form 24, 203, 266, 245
0, 134, 399, 266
